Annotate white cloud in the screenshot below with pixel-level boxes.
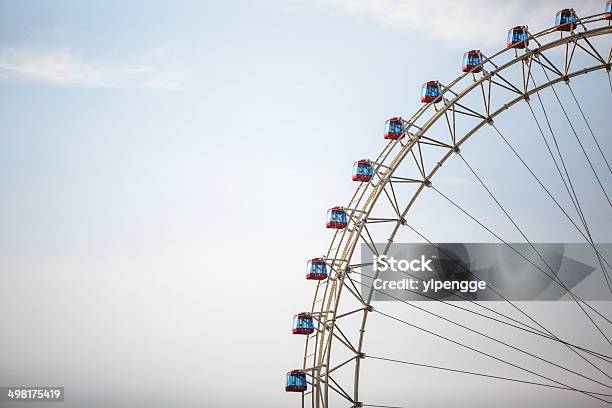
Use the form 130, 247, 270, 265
0, 47, 186, 90
306, 0, 603, 47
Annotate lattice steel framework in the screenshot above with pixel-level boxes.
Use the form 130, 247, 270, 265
300, 12, 612, 408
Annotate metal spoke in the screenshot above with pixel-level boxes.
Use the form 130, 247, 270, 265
537, 56, 612, 209
297, 15, 612, 407
566, 83, 612, 175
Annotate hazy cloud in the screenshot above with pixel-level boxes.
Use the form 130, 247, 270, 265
305, 0, 603, 47
0, 47, 186, 90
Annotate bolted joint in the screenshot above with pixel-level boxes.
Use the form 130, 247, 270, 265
353, 403, 363, 408
358, 352, 366, 359
452, 145, 460, 154
486, 116, 494, 124
400, 217, 407, 226
366, 304, 374, 312
344, 266, 352, 274
605, 63, 611, 72
523, 93, 530, 102
423, 179, 432, 187
562, 75, 570, 84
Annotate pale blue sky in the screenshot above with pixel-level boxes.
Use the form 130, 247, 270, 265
1, 1, 611, 406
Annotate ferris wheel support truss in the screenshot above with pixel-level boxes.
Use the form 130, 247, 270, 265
301, 13, 612, 408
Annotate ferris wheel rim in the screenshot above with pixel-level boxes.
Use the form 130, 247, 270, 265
302, 12, 612, 408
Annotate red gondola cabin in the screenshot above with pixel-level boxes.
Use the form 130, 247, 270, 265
421, 81, 441, 103
606, 1, 612, 20
507, 26, 529, 48
292, 313, 315, 335
352, 160, 374, 182
384, 117, 405, 140
306, 258, 328, 280
555, 9, 577, 31
326, 207, 348, 229
462, 50, 483, 73
285, 370, 307, 392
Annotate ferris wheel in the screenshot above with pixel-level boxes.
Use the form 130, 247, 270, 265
286, 3, 612, 407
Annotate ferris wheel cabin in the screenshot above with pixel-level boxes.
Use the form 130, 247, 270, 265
507, 26, 529, 48
606, 1, 612, 20
353, 160, 374, 182
555, 9, 577, 31
326, 207, 348, 229
384, 117, 405, 140
285, 370, 307, 392
421, 81, 441, 103
462, 50, 483, 73
306, 258, 328, 280
292, 313, 315, 335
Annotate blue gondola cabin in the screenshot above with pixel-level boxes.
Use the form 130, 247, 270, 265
555, 9, 577, 31
462, 50, 483, 73
507, 26, 529, 48
306, 258, 328, 280
384, 117, 405, 140
285, 370, 307, 392
326, 207, 348, 229
292, 313, 315, 335
606, 1, 612, 20
352, 160, 374, 182
421, 81, 441, 103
